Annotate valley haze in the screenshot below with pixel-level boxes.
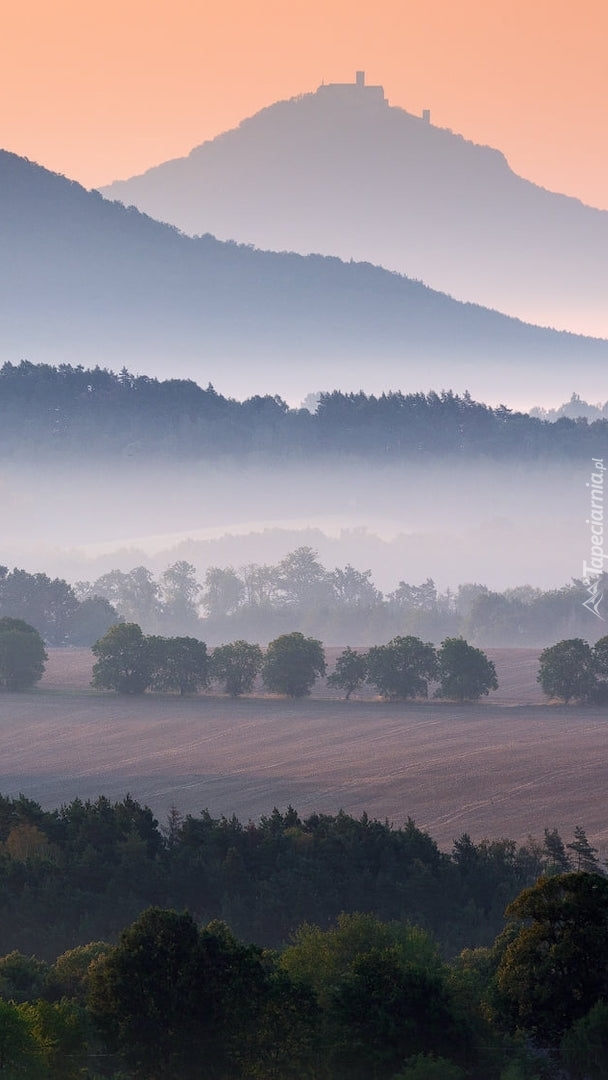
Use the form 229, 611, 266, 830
2, 145, 608, 410
0, 449, 595, 598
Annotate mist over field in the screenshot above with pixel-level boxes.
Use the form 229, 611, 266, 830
2, 458, 585, 595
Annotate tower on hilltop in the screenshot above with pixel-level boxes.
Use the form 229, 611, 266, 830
316, 71, 387, 105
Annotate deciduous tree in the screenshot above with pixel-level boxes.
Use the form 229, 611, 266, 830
389, 578, 437, 612
262, 632, 326, 698
327, 647, 368, 699
65, 595, 119, 646
330, 947, 462, 1080
87, 908, 268, 1080
330, 565, 382, 609
159, 561, 201, 634
496, 873, 608, 1045
202, 566, 244, 619
281, 914, 466, 1080
537, 638, 597, 703
91, 622, 152, 694
0, 950, 48, 1003
210, 640, 263, 696
394, 1055, 465, 1080
277, 546, 328, 607
366, 636, 438, 700
0, 998, 42, 1076
19, 999, 87, 1080
561, 1000, 608, 1080
149, 635, 209, 695
90, 567, 161, 632
435, 637, 498, 701
0, 567, 79, 645
0, 616, 47, 690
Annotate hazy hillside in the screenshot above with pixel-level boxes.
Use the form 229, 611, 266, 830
1, 363, 603, 592
101, 78, 608, 338
3, 363, 608, 463
2, 149, 608, 406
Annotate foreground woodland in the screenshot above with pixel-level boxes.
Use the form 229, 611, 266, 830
0, 794, 606, 1078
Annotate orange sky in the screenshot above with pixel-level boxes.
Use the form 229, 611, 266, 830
1, 0, 608, 207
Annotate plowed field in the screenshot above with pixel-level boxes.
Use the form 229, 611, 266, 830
0, 647, 606, 854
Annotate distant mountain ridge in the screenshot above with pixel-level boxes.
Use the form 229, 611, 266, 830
100, 74, 608, 338
1, 149, 608, 404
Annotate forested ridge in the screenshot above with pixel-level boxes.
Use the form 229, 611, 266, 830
0, 794, 597, 960
1, 361, 607, 461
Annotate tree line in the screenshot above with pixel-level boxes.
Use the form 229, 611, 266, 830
76, 548, 603, 647
89, 626, 608, 705
8, 607, 608, 708
1, 360, 607, 462
0, 792, 606, 1077
88, 625, 498, 701
0, 792, 601, 955
88, 626, 608, 705
3, 551, 603, 649
0, 566, 118, 646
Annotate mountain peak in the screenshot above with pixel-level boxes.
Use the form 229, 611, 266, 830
100, 83, 608, 338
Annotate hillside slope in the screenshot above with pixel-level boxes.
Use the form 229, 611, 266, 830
2, 149, 607, 403
101, 79, 608, 338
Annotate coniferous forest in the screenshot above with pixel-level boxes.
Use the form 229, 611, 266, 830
0, 360, 607, 462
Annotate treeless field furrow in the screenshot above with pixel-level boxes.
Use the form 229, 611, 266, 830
1, 647, 606, 853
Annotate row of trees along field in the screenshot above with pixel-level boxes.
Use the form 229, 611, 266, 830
9, 614, 608, 705
88, 625, 498, 701
0, 791, 606, 1077
70, 626, 608, 704
1, 360, 607, 461
3, 552, 605, 647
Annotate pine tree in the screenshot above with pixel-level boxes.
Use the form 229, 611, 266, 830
543, 827, 571, 873
567, 826, 600, 872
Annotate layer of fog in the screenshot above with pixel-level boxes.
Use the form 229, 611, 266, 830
1, 459, 588, 595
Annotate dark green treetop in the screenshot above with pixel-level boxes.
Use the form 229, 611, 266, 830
262, 632, 326, 698
366, 635, 438, 700
435, 637, 498, 701
0, 616, 47, 691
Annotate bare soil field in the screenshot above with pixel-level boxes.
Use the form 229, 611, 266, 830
1, 647, 606, 854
